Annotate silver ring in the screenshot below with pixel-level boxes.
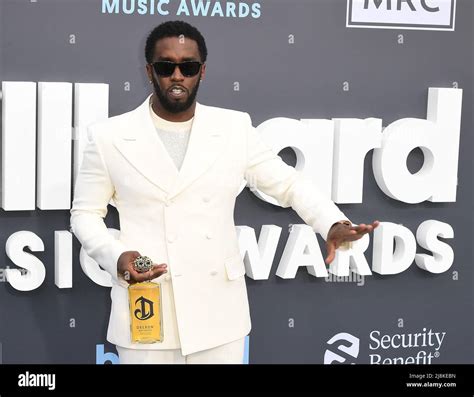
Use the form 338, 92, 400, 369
133, 256, 153, 273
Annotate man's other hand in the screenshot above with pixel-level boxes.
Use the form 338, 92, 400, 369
325, 220, 380, 265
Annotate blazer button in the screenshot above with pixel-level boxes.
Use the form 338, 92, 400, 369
205, 233, 212, 240
202, 196, 211, 203
210, 270, 218, 276
167, 235, 176, 243
165, 275, 171, 282
164, 199, 172, 207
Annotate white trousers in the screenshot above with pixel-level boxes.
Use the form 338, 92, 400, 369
117, 337, 245, 364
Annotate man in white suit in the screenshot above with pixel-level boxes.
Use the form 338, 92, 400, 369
70, 21, 379, 364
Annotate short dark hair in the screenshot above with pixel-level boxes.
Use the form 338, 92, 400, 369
145, 20, 208, 64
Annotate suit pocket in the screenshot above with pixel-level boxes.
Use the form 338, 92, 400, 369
224, 253, 246, 280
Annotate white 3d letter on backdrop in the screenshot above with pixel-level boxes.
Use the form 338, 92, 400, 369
54, 231, 73, 288
276, 224, 328, 278
5, 231, 45, 291
332, 118, 383, 203
372, 88, 462, 203
372, 222, 418, 275
415, 220, 454, 273
1, 82, 36, 210
37, 82, 73, 210
236, 225, 282, 280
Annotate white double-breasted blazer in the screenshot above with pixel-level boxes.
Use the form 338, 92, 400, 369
70, 94, 349, 355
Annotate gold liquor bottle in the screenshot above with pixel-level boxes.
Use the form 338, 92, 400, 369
128, 281, 163, 344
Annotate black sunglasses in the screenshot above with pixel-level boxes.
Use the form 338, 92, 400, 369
151, 61, 203, 77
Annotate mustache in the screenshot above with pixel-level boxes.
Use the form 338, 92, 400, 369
150, 76, 201, 114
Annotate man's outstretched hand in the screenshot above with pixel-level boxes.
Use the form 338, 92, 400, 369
325, 220, 380, 265
117, 251, 168, 284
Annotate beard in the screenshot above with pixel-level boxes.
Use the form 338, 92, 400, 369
151, 75, 200, 114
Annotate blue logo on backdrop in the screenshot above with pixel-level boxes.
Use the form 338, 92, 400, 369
102, 0, 262, 18
243, 335, 250, 364
96, 337, 250, 364
96, 344, 119, 364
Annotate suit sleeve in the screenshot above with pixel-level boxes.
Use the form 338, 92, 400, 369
243, 113, 351, 241
70, 126, 127, 281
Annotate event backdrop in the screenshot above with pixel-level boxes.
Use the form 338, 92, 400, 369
0, 0, 472, 364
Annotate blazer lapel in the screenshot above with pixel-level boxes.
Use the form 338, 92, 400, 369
112, 94, 180, 194
112, 96, 227, 197
169, 102, 227, 199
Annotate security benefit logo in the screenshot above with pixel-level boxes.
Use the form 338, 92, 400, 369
324, 328, 446, 364
324, 333, 360, 364
347, 0, 456, 31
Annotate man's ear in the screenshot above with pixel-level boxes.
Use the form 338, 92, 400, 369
145, 64, 153, 82
200, 63, 206, 81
